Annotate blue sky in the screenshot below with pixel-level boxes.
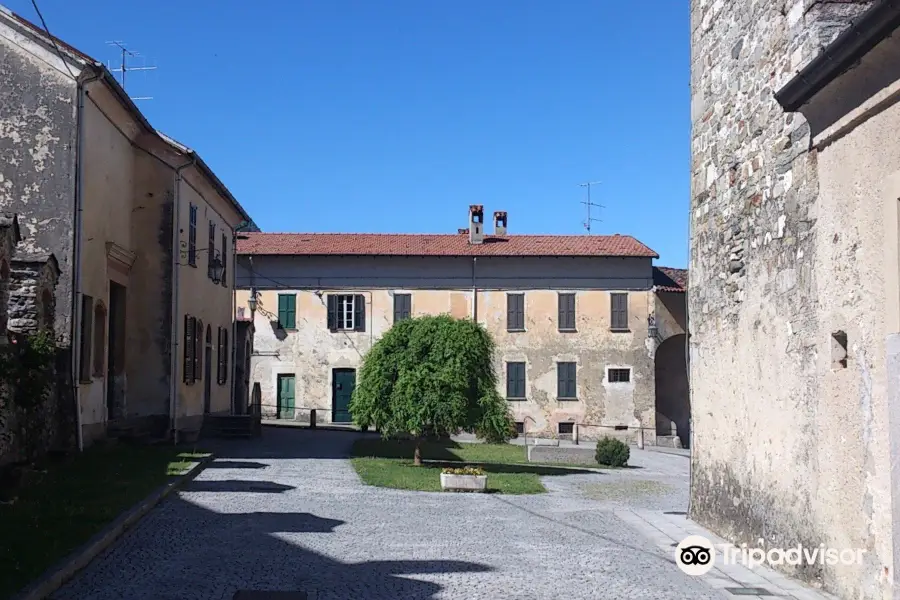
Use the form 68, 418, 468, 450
9, 1, 690, 267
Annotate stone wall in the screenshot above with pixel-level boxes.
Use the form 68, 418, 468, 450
0, 214, 69, 467
689, 0, 885, 597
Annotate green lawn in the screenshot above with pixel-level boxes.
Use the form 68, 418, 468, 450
0, 444, 210, 598
350, 438, 600, 494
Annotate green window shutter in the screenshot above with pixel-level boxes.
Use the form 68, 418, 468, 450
506, 362, 525, 399
557, 363, 565, 397
507, 294, 524, 331
517, 295, 525, 330
567, 363, 576, 398
326, 295, 337, 330
507, 295, 516, 330
559, 294, 575, 330
567, 295, 576, 330
194, 320, 203, 382
354, 294, 365, 332
558, 362, 576, 398
222, 328, 228, 383
278, 294, 296, 329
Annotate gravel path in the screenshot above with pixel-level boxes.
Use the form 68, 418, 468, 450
54, 428, 716, 600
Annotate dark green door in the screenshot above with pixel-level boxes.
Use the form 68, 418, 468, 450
332, 369, 355, 423
277, 374, 295, 419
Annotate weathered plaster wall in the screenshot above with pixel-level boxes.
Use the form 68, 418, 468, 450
77, 87, 136, 434
0, 25, 77, 344
236, 255, 656, 439
126, 143, 175, 419
689, 0, 892, 596
175, 168, 242, 431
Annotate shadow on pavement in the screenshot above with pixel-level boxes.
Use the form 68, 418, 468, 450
54, 491, 492, 600
184, 480, 296, 493
204, 460, 270, 470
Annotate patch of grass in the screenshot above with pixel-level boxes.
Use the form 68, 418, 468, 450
350, 438, 602, 494
0, 444, 207, 598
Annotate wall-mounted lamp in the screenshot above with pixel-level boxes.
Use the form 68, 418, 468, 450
210, 252, 225, 285
248, 287, 259, 314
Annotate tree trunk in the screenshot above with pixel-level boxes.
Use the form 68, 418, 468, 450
414, 438, 422, 466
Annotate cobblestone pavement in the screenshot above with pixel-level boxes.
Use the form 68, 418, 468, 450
52, 429, 722, 600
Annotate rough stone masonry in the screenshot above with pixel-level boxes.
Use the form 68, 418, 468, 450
688, 0, 892, 599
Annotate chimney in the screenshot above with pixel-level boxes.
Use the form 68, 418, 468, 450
468, 205, 484, 244
493, 211, 508, 236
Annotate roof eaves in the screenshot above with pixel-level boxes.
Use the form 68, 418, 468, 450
775, 0, 900, 112
157, 133, 253, 225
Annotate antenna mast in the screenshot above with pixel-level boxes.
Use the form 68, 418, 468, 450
106, 41, 157, 101
579, 180, 604, 235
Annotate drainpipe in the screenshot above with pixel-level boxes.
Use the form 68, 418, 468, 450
169, 157, 196, 443
71, 68, 105, 452
229, 231, 237, 414
472, 257, 478, 321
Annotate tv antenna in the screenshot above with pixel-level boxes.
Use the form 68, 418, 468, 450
579, 180, 604, 235
106, 41, 156, 101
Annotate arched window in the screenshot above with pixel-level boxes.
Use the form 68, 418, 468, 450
92, 302, 107, 377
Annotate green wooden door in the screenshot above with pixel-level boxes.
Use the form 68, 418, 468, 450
277, 374, 295, 419
332, 369, 355, 423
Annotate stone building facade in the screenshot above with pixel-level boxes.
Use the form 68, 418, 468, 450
236, 206, 688, 445
690, 0, 900, 597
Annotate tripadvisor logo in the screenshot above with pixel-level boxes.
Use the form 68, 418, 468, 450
674, 535, 867, 576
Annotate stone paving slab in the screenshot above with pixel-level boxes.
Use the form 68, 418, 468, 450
616, 509, 841, 599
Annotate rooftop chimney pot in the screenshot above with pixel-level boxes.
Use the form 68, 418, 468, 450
468, 205, 484, 244
493, 211, 508, 236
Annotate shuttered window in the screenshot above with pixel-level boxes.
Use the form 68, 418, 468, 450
217, 327, 229, 384
558, 293, 576, 331
221, 233, 228, 287
194, 320, 203, 381
506, 294, 525, 331
506, 362, 526, 400
610, 293, 629, 330
278, 294, 296, 329
557, 362, 577, 399
183, 315, 195, 383
207, 221, 216, 279
188, 205, 197, 266
327, 294, 365, 331
393, 294, 411, 322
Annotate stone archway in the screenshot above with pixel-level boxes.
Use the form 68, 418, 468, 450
655, 333, 689, 448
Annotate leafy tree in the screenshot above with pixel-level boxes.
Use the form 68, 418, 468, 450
350, 315, 514, 465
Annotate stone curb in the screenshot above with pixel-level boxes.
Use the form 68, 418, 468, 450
12, 453, 215, 600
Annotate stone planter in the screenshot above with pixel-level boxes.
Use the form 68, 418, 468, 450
440, 473, 487, 492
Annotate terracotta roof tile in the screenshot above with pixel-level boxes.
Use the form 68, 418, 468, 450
236, 232, 659, 258
653, 266, 687, 292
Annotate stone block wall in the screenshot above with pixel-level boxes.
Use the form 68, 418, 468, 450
0, 214, 69, 467
689, 0, 884, 597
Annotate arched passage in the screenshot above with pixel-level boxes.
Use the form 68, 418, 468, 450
655, 333, 690, 448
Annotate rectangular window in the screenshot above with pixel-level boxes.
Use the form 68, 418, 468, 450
393, 293, 411, 322
557, 362, 577, 399
217, 327, 229, 384
277, 294, 296, 329
194, 319, 203, 381
558, 422, 574, 440
515, 421, 525, 435
207, 221, 216, 279
608, 367, 631, 383
327, 294, 365, 332
79, 295, 94, 382
188, 205, 197, 266
506, 362, 526, 400
558, 293, 576, 331
506, 293, 525, 331
610, 292, 629, 330
183, 315, 195, 383
221, 233, 228, 287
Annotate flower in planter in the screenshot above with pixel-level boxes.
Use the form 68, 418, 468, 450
441, 466, 485, 476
